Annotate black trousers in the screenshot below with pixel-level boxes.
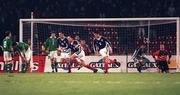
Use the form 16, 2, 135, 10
157, 61, 169, 73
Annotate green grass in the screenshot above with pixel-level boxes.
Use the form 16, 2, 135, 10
0, 73, 180, 95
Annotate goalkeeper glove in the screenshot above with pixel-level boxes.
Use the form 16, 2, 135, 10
167, 60, 171, 64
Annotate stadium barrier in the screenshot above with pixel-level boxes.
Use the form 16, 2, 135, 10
0, 56, 177, 73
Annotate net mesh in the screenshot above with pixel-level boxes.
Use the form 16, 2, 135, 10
22, 20, 177, 56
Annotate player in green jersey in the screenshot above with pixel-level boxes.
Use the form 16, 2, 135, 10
15, 39, 32, 73
45, 31, 58, 72
2, 31, 13, 73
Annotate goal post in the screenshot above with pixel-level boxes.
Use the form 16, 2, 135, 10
19, 17, 180, 72
176, 17, 180, 71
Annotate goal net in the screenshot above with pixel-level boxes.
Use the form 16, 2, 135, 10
19, 18, 180, 72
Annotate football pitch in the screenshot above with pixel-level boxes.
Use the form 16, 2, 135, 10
0, 73, 180, 95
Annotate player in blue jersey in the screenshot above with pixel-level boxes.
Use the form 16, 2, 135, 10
66, 36, 98, 73
93, 32, 118, 73
57, 32, 71, 73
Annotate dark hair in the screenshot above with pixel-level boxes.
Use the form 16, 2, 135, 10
5, 31, 11, 37
67, 35, 75, 39
92, 32, 100, 38
59, 32, 64, 34
93, 31, 99, 35
50, 31, 55, 34
73, 40, 79, 46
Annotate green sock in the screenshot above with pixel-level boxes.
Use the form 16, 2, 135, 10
55, 63, 58, 72
21, 64, 25, 73
4, 64, 7, 71
9, 64, 12, 72
6, 64, 11, 72
24, 64, 28, 72
51, 63, 56, 72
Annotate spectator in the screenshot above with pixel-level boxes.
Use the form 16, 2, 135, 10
40, 42, 47, 56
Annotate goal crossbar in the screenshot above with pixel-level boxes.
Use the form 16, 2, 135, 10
20, 17, 179, 22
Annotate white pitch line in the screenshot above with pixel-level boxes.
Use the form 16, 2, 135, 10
106, 81, 113, 84
134, 81, 145, 84
174, 82, 180, 84
104, 81, 121, 84
93, 81, 100, 84
48, 81, 54, 84
64, 81, 82, 84
47, 81, 180, 85
156, 81, 160, 84
114, 81, 121, 84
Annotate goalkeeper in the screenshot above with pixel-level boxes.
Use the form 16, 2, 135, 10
152, 44, 171, 73
15, 39, 32, 73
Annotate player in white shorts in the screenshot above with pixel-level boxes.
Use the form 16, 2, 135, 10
67, 36, 98, 73
93, 32, 118, 73
57, 32, 70, 59
15, 39, 32, 73
2, 31, 13, 73
45, 31, 58, 72
57, 32, 72, 73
